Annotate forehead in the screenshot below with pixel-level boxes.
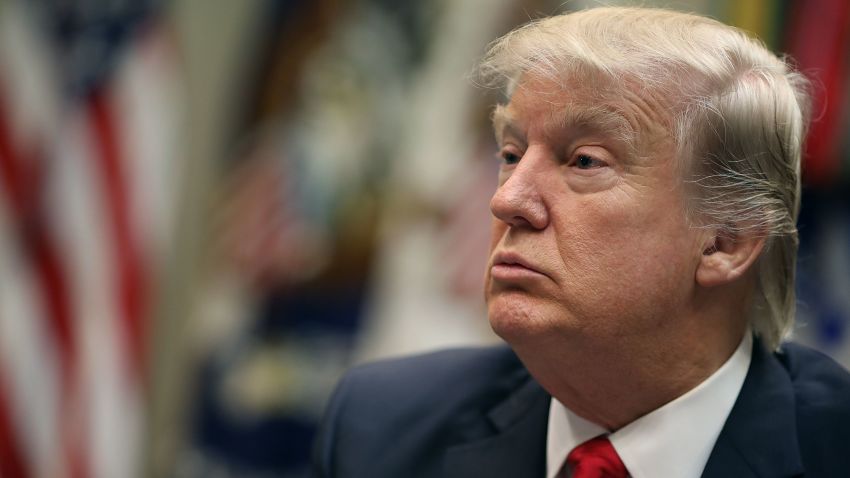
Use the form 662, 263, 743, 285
493, 74, 673, 151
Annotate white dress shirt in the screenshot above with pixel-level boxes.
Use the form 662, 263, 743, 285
546, 332, 753, 478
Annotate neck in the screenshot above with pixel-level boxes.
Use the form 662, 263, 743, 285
515, 303, 747, 431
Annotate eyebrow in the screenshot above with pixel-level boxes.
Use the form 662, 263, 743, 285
491, 105, 515, 145
492, 102, 637, 150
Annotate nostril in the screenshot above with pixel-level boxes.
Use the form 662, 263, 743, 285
509, 215, 533, 228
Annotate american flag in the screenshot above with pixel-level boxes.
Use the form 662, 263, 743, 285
784, 0, 850, 185
0, 1, 181, 476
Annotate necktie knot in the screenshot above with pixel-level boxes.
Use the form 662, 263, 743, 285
565, 436, 628, 478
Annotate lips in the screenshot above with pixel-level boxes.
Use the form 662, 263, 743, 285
490, 251, 548, 281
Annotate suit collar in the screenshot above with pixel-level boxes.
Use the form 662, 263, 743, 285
702, 338, 803, 478
444, 371, 550, 478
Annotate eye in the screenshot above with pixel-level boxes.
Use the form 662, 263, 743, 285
572, 153, 606, 169
499, 150, 521, 165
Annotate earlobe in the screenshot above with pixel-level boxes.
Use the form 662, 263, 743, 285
696, 233, 765, 287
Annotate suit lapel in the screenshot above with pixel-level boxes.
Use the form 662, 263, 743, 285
442, 338, 804, 478
444, 376, 550, 478
702, 338, 804, 478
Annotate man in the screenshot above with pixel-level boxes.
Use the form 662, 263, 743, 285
312, 7, 850, 478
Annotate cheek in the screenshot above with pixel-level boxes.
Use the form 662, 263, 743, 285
551, 193, 697, 323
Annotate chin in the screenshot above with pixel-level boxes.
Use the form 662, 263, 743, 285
487, 290, 559, 346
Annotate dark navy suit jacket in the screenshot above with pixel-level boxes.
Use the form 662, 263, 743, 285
313, 340, 850, 477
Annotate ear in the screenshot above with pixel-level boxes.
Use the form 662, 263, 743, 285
696, 232, 765, 287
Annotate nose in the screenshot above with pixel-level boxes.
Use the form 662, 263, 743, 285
489, 152, 549, 230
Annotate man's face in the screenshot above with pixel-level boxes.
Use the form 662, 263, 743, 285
485, 74, 706, 349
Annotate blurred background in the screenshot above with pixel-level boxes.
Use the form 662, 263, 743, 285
0, 0, 847, 476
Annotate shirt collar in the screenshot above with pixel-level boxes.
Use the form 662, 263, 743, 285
546, 332, 753, 478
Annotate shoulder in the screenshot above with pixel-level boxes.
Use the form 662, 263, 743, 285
312, 345, 531, 477
775, 342, 850, 469
327, 345, 530, 431
340, 345, 526, 402
775, 342, 850, 414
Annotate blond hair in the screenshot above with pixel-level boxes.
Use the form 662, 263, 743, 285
479, 7, 811, 350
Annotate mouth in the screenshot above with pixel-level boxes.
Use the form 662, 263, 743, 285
490, 251, 547, 281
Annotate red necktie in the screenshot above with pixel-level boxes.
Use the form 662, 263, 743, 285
563, 436, 628, 478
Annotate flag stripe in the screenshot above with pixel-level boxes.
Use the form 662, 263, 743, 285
89, 89, 147, 380
0, 87, 88, 478
53, 105, 140, 478
0, 374, 30, 478
0, 90, 76, 382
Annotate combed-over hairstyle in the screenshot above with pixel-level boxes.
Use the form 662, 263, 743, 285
479, 7, 811, 350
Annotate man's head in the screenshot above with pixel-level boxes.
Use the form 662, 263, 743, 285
480, 7, 810, 352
